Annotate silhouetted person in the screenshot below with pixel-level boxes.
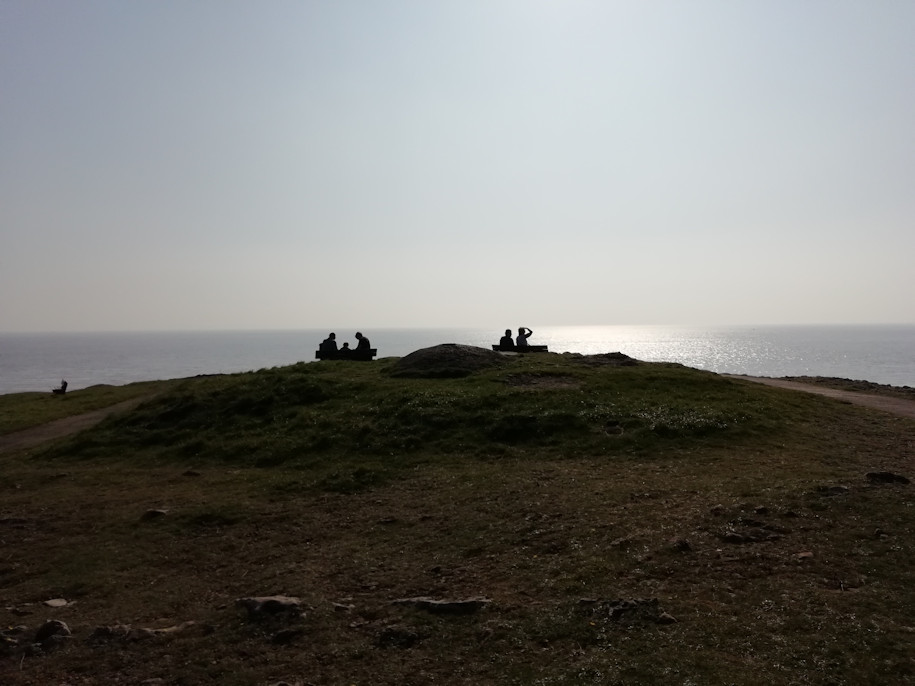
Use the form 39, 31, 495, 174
499, 329, 514, 347
339, 342, 351, 357
52, 379, 68, 395
320, 332, 338, 353
355, 331, 371, 351
516, 327, 533, 347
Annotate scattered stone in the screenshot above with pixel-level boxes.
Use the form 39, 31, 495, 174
34, 619, 71, 649
866, 471, 910, 485
8, 606, 33, 617
182, 470, 201, 477
391, 596, 491, 615
588, 598, 674, 626
140, 509, 169, 521
332, 602, 355, 613
667, 538, 692, 553
754, 506, 769, 515
710, 505, 725, 516
794, 551, 814, 562
43, 598, 68, 608
88, 621, 197, 644
236, 595, 303, 621
719, 527, 781, 544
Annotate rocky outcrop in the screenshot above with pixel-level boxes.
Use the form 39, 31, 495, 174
388, 344, 506, 378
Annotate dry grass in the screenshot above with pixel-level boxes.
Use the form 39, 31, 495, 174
2, 356, 915, 684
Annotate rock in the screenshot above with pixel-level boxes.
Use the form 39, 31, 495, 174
391, 596, 491, 615
182, 470, 201, 477
387, 344, 506, 378
43, 598, 68, 608
794, 551, 814, 562
236, 595, 303, 621
866, 471, 910, 485
668, 538, 692, 552
88, 621, 197, 644
87, 624, 132, 644
589, 598, 675, 626
35, 619, 71, 647
140, 509, 169, 521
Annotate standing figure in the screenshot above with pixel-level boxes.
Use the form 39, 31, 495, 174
499, 329, 514, 347
516, 327, 533, 347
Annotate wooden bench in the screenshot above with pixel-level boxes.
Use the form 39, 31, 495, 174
315, 348, 377, 361
492, 344, 549, 353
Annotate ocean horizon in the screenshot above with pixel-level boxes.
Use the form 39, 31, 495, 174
1, 324, 913, 395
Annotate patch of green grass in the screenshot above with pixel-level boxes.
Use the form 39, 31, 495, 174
0, 380, 178, 434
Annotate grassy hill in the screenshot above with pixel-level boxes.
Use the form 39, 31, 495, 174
2, 349, 914, 684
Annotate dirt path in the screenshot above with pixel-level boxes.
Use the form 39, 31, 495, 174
726, 375, 915, 420
0, 396, 150, 454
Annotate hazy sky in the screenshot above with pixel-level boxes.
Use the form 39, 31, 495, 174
2, 0, 913, 332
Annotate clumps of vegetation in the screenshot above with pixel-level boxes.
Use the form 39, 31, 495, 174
39, 348, 779, 472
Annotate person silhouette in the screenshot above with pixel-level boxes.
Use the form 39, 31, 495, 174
499, 329, 514, 348
516, 327, 533, 347
355, 331, 371, 351
319, 332, 338, 353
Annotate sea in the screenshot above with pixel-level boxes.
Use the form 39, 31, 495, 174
0, 325, 913, 395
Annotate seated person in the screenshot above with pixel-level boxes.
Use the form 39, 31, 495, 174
52, 379, 68, 395
319, 332, 338, 353
499, 329, 514, 348
338, 342, 351, 357
354, 331, 371, 351
516, 327, 533, 347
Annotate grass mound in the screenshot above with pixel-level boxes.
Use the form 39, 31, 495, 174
39, 354, 780, 470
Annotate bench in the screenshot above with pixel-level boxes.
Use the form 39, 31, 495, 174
315, 348, 377, 361
492, 344, 549, 353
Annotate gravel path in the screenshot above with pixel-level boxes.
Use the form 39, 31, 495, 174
0, 396, 150, 454
725, 375, 915, 420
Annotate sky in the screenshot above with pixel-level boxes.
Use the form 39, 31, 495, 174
2, 0, 913, 332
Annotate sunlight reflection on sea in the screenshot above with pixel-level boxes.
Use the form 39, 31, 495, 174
0, 324, 912, 393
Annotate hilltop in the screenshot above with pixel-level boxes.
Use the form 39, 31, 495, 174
2, 347, 914, 685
